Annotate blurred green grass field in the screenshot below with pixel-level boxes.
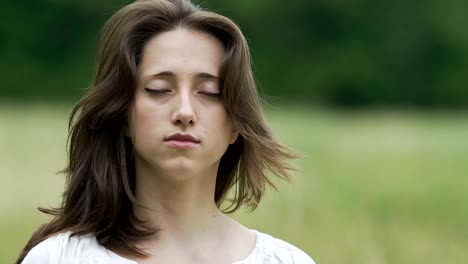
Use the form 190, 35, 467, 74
1, 104, 467, 264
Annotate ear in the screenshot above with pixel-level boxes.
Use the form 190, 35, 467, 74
229, 129, 239, 144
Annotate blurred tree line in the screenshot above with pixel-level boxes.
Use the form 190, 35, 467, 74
1, 0, 467, 107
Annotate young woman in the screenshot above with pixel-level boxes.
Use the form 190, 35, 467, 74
17, 0, 315, 263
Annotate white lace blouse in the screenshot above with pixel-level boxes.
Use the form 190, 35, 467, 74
22, 230, 316, 264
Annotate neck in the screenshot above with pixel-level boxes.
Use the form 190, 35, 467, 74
132, 158, 228, 244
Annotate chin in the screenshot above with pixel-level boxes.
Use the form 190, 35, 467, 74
161, 158, 202, 177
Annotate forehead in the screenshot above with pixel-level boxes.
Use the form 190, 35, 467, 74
138, 28, 225, 79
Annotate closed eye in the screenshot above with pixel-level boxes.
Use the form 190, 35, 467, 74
145, 88, 171, 94
198, 92, 221, 98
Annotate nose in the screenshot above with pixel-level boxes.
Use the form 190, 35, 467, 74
171, 90, 196, 127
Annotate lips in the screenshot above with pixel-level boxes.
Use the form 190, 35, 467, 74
165, 133, 200, 143
164, 133, 200, 149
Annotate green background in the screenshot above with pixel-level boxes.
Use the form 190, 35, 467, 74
2, 105, 468, 263
1, 0, 467, 106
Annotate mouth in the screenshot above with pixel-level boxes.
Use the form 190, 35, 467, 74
164, 133, 200, 149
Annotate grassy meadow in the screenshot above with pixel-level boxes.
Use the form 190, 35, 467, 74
1, 104, 467, 264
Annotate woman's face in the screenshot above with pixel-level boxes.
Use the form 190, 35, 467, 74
127, 28, 238, 180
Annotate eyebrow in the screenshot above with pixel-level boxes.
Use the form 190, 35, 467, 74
146, 71, 219, 80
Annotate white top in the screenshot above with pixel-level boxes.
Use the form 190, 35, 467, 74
22, 230, 316, 264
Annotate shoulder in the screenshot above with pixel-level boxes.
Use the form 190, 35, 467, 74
251, 230, 316, 264
21, 231, 126, 264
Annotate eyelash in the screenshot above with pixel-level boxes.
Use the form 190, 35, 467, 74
199, 92, 221, 98
144, 88, 221, 97
145, 88, 170, 94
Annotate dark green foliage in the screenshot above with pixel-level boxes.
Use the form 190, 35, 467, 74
1, 0, 467, 107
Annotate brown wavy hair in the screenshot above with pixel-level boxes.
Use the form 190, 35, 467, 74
16, 0, 297, 262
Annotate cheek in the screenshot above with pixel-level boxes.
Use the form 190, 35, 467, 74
130, 98, 162, 139
134, 109, 152, 132
205, 109, 234, 138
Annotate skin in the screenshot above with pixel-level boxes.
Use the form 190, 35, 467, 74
124, 28, 256, 263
